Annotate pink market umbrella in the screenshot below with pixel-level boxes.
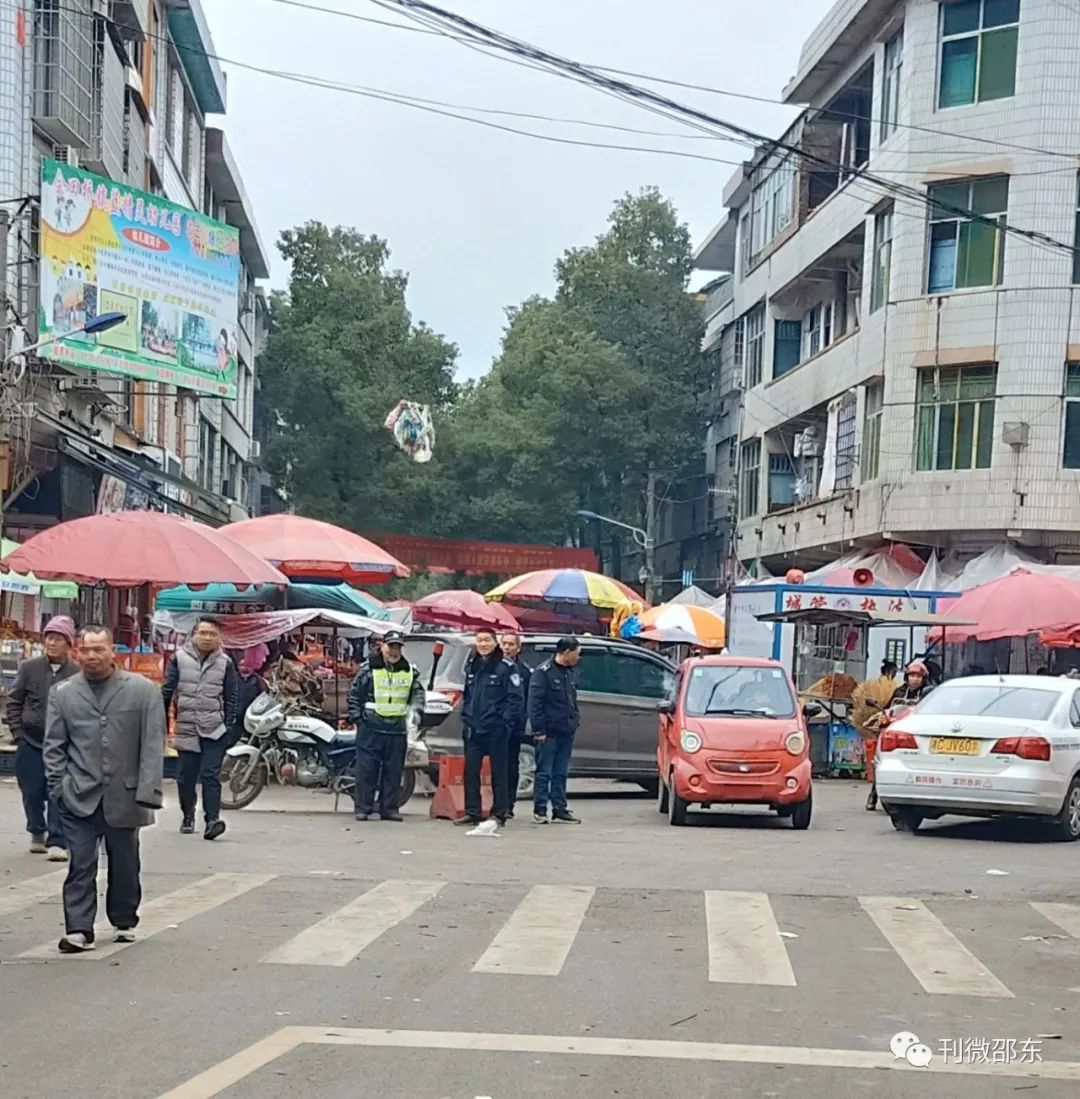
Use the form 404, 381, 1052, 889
414, 590, 521, 632
928, 568, 1080, 643
0, 511, 288, 588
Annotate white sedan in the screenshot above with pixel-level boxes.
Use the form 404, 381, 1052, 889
875, 675, 1080, 840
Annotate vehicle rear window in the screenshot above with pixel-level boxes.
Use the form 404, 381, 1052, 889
916, 685, 1059, 722
403, 640, 471, 687
683, 665, 796, 718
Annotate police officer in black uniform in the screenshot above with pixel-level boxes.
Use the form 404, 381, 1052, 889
457, 628, 523, 827
499, 632, 531, 818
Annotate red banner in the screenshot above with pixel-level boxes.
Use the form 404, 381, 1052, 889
367, 534, 598, 577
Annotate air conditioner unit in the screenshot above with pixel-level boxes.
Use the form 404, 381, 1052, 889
53, 145, 80, 167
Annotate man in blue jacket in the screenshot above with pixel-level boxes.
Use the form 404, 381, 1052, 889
528, 637, 582, 824
458, 628, 522, 827
499, 632, 530, 818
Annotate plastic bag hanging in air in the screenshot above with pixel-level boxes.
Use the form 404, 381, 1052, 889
384, 399, 435, 463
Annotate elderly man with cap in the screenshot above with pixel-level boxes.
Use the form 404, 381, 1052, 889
347, 630, 425, 821
6, 616, 79, 859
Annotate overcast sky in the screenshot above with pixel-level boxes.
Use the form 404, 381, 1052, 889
203, 0, 827, 378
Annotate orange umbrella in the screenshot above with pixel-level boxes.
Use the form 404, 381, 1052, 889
221, 515, 408, 585
639, 603, 726, 647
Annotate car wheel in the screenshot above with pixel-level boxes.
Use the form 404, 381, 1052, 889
657, 775, 670, 814
890, 807, 924, 833
789, 791, 812, 830
667, 773, 688, 826
638, 778, 660, 797
1052, 775, 1080, 842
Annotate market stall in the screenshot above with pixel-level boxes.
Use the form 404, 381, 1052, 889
755, 606, 973, 776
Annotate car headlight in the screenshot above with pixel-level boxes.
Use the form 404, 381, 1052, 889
785, 731, 806, 755
680, 729, 702, 753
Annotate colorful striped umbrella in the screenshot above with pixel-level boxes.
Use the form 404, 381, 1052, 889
639, 603, 726, 648
486, 569, 640, 612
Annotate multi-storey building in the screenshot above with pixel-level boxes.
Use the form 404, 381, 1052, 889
0, 0, 266, 535
694, 0, 1080, 575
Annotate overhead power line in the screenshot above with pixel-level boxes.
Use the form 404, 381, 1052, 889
258, 0, 1080, 162
370, 0, 1078, 263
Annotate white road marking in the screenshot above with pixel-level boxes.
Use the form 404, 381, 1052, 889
154, 1025, 1080, 1098
704, 890, 797, 986
0, 870, 65, 918
1032, 901, 1080, 939
261, 879, 445, 967
19, 872, 274, 960
472, 884, 594, 976
859, 896, 1012, 998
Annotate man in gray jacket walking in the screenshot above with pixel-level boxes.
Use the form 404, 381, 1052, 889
162, 618, 238, 840
6, 616, 79, 859
44, 625, 165, 953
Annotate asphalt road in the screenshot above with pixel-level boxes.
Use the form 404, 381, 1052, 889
1, 778, 1079, 1099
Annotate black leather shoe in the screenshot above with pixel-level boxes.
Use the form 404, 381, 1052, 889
180, 817, 195, 835
204, 819, 226, 841
380, 812, 404, 822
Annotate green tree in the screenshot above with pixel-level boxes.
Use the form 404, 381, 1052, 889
441, 188, 706, 542
257, 223, 458, 533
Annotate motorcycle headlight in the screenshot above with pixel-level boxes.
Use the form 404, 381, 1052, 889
680, 729, 702, 753
785, 730, 806, 755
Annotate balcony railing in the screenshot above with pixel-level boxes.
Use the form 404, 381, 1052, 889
33, 0, 95, 148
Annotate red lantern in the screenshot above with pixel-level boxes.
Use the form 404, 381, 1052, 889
785, 568, 806, 585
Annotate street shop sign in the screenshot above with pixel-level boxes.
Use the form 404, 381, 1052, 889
779, 590, 922, 615
38, 159, 242, 397
369, 534, 599, 577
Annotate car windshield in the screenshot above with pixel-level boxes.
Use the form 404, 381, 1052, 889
683, 665, 796, 718
916, 684, 1059, 722
402, 639, 471, 687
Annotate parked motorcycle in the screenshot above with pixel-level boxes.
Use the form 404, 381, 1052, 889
221, 692, 430, 811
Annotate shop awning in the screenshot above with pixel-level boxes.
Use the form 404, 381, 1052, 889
756, 608, 975, 628
154, 607, 395, 647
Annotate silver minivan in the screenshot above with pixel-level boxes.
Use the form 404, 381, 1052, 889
405, 632, 675, 795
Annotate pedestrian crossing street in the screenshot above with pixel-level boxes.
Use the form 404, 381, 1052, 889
2, 868, 1079, 999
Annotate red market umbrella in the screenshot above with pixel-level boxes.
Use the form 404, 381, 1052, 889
927, 568, 1080, 643
0, 511, 289, 588
413, 589, 521, 632
221, 514, 409, 585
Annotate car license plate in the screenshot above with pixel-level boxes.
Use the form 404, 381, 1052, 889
930, 737, 980, 755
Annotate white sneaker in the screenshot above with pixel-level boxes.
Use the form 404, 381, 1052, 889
113, 929, 136, 944
58, 932, 95, 953
46, 846, 69, 862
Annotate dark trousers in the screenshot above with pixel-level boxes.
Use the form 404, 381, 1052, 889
354, 727, 407, 816
177, 737, 227, 823
59, 801, 141, 939
507, 735, 524, 810
15, 740, 65, 848
464, 731, 510, 821
534, 735, 574, 814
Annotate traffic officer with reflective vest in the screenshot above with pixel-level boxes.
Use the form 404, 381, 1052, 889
347, 631, 425, 821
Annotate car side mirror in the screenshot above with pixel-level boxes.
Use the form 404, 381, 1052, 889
657, 700, 675, 716
802, 701, 823, 718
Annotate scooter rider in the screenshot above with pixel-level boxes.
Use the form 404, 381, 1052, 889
348, 632, 424, 822
867, 660, 932, 812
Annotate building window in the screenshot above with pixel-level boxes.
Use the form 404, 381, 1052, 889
740, 304, 765, 388
928, 176, 1008, 293
916, 364, 997, 471
834, 397, 858, 490
880, 30, 903, 141
871, 206, 894, 312
1074, 176, 1080, 284
739, 439, 761, 519
166, 66, 184, 159
748, 154, 795, 267
805, 302, 834, 359
774, 320, 801, 377
938, 0, 1019, 109
1063, 363, 1080, 468
862, 382, 883, 481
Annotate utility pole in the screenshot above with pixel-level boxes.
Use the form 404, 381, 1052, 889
0, 207, 10, 544
645, 468, 658, 604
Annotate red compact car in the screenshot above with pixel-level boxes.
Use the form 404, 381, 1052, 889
656, 655, 814, 828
